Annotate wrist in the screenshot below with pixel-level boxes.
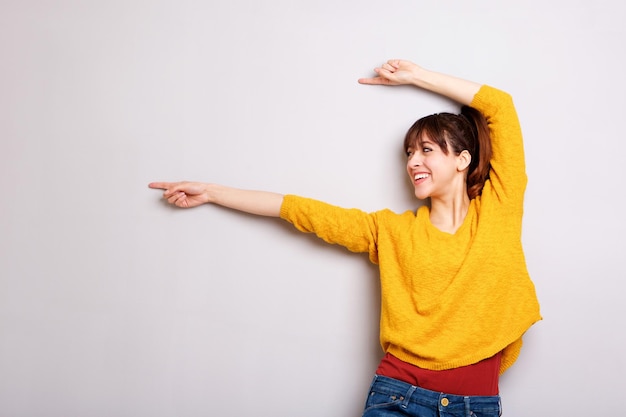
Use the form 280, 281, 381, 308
204, 183, 219, 204
410, 66, 435, 89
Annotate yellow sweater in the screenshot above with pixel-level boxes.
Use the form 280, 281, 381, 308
279, 86, 541, 374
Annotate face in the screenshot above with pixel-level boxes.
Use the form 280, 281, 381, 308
405, 137, 469, 201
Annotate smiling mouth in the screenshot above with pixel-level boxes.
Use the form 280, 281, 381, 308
414, 173, 430, 182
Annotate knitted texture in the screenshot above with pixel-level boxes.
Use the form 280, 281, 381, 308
279, 86, 541, 374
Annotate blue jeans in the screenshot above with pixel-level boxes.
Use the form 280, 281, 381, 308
362, 375, 502, 417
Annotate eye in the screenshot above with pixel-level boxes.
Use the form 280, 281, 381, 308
405, 149, 414, 157
422, 147, 432, 153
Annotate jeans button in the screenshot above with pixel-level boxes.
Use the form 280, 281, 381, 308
441, 398, 449, 406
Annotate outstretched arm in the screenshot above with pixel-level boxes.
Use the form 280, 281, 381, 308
358, 59, 481, 106
148, 181, 283, 217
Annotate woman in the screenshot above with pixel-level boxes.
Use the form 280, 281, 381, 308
149, 59, 541, 417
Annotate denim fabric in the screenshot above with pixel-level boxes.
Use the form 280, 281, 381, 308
362, 375, 502, 417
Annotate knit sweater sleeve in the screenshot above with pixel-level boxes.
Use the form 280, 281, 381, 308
470, 86, 526, 208
470, 86, 540, 374
279, 195, 381, 263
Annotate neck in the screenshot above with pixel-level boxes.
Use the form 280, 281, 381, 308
429, 192, 471, 234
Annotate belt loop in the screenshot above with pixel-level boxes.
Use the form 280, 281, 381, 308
400, 385, 417, 409
464, 396, 471, 416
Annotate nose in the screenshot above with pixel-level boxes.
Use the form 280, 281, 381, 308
408, 152, 422, 167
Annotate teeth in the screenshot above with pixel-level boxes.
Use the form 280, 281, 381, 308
414, 173, 429, 180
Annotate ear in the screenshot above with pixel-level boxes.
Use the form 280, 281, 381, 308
456, 150, 472, 172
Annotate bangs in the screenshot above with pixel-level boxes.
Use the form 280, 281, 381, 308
403, 114, 451, 154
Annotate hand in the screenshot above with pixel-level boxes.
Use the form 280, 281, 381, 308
358, 59, 422, 86
148, 181, 210, 208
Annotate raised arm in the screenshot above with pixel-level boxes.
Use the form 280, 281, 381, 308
148, 181, 283, 217
358, 59, 481, 105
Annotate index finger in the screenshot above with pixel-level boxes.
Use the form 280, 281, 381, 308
148, 182, 173, 190
358, 77, 384, 85
358, 76, 397, 86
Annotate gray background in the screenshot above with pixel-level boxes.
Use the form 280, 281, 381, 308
1, 1, 625, 416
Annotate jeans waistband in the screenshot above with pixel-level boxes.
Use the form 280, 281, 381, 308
371, 375, 502, 414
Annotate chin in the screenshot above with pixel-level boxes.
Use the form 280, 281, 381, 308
413, 190, 431, 200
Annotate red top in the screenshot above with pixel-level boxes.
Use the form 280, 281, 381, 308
375, 352, 502, 396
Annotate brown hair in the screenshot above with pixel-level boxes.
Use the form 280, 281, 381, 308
403, 106, 492, 199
